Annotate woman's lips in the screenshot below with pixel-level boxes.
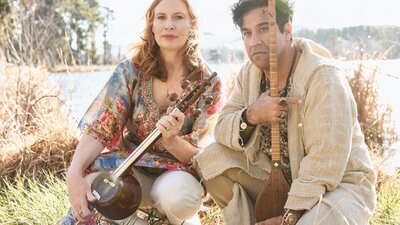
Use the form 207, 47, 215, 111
162, 34, 178, 40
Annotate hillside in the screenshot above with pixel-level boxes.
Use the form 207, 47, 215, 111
201, 25, 400, 64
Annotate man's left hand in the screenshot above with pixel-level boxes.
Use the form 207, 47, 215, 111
255, 216, 283, 225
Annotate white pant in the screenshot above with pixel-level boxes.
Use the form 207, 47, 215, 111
131, 169, 203, 225
149, 170, 203, 225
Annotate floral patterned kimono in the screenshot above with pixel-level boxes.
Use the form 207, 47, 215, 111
79, 59, 222, 176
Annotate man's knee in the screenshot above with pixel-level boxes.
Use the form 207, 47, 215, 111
201, 169, 240, 208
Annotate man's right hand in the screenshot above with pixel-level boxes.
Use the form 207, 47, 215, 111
246, 92, 302, 125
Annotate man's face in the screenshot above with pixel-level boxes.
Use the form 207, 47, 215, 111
241, 7, 286, 70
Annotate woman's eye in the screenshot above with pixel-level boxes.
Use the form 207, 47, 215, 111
157, 15, 166, 20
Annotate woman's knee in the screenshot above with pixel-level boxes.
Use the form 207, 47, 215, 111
150, 171, 203, 220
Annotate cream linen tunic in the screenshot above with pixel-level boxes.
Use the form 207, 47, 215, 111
195, 39, 376, 225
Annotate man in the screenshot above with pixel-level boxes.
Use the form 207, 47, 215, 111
194, 0, 376, 224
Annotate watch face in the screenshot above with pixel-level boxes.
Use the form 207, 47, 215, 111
240, 122, 248, 130
285, 213, 298, 225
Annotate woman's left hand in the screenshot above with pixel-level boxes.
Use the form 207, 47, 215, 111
156, 107, 185, 144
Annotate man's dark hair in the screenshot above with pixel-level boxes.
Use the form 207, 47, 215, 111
231, 0, 294, 33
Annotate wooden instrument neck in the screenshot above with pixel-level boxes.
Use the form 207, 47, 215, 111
268, 0, 281, 162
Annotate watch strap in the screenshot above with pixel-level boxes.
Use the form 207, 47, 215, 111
241, 108, 255, 127
283, 209, 305, 225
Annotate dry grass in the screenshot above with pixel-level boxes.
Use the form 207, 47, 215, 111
0, 62, 77, 183
347, 64, 399, 190
348, 64, 398, 156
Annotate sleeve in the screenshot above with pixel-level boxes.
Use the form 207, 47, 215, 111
78, 60, 140, 151
285, 67, 357, 210
181, 74, 223, 149
214, 65, 260, 151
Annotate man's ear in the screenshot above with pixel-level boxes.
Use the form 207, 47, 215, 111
284, 23, 293, 41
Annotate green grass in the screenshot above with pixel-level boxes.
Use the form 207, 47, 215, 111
0, 172, 219, 225
370, 175, 400, 225
0, 172, 398, 225
0, 173, 70, 225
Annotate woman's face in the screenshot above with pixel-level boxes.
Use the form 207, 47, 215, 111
152, 0, 191, 53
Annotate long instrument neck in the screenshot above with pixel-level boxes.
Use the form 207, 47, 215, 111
112, 129, 161, 178
268, 0, 280, 162
112, 107, 178, 177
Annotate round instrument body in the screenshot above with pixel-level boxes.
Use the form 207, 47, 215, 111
90, 171, 142, 220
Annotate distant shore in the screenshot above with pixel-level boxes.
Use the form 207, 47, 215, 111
50, 64, 116, 73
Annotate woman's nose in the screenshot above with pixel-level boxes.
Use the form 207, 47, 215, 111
164, 19, 174, 30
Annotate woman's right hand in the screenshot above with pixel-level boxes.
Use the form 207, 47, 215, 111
66, 168, 97, 222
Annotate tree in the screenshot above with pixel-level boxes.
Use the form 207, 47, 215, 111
0, 0, 15, 60
0, 0, 104, 67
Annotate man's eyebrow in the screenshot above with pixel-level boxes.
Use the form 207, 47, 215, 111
241, 22, 269, 31
258, 22, 269, 27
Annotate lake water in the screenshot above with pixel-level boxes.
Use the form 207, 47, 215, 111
50, 60, 400, 173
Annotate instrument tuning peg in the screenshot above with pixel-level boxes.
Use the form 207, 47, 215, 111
169, 93, 179, 102
204, 95, 214, 105
181, 80, 190, 90
204, 81, 211, 87
192, 108, 201, 118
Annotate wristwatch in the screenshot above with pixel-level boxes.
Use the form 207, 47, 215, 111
283, 209, 304, 225
240, 109, 254, 130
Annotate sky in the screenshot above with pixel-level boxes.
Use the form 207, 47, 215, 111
98, 0, 400, 48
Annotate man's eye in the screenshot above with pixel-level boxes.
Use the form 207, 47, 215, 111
242, 31, 250, 37
260, 27, 268, 32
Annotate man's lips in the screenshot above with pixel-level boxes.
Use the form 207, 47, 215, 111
251, 51, 268, 57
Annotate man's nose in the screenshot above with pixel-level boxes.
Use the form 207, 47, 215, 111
250, 33, 263, 47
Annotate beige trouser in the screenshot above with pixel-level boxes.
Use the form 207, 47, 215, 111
88, 169, 203, 225
202, 168, 264, 225
203, 168, 356, 225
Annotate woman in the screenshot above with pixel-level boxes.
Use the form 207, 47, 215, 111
61, 0, 222, 224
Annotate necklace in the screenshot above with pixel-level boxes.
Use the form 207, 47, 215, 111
165, 76, 184, 98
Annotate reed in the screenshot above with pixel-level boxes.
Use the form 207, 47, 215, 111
0, 62, 77, 184
347, 64, 398, 191
348, 64, 398, 157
